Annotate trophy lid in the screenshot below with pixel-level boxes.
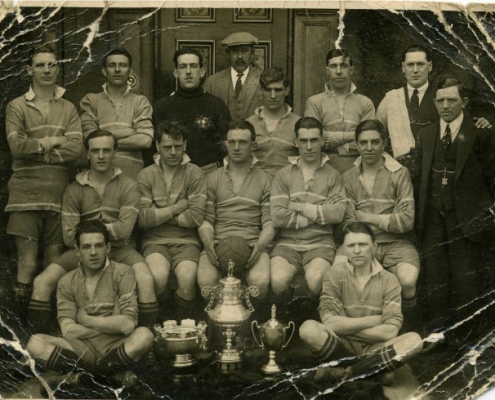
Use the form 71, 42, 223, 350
266, 304, 284, 328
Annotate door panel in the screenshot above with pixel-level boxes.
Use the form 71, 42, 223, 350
293, 10, 339, 115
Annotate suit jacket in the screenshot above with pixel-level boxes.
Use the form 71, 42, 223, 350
416, 115, 495, 242
203, 67, 263, 120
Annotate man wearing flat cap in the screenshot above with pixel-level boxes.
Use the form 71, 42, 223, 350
204, 32, 263, 120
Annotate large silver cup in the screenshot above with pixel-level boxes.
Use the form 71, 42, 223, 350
251, 304, 295, 374
154, 319, 207, 368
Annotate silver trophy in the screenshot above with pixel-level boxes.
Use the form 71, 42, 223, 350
251, 304, 295, 374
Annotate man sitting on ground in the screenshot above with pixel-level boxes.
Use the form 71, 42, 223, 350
26, 220, 154, 386
300, 221, 423, 385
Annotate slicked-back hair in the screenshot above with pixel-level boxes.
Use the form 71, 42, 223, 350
402, 44, 431, 62
294, 117, 323, 138
173, 48, 204, 68
84, 129, 118, 150
436, 76, 467, 100
326, 48, 353, 66
260, 68, 289, 89
355, 120, 387, 143
75, 219, 110, 247
29, 45, 57, 65
155, 120, 188, 142
342, 221, 376, 243
103, 47, 133, 67
226, 120, 256, 142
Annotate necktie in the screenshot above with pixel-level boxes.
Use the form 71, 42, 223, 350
410, 89, 419, 120
442, 124, 452, 153
235, 73, 243, 98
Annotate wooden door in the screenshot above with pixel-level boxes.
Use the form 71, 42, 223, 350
293, 10, 340, 115
107, 10, 155, 100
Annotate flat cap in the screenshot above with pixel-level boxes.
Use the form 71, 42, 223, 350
221, 32, 259, 47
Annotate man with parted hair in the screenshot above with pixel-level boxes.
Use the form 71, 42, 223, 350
137, 120, 207, 321
300, 221, 423, 384
247, 67, 300, 177
338, 119, 419, 328
80, 47, 154, 180
305, 48, 375, 174
28, 129, 158, 334
26, 220, 154, 384
377, 44, 490, 174
197, 120, 275, 309
5, 45, 82, 322
415, 77, 495, 344
270, 117, 346, 309
153, 48, 231, 175
203, 32, 263, 121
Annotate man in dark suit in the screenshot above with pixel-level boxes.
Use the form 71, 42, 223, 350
377, 44, 490, 175
416, 77, 495, 344
203, 32, 263, 120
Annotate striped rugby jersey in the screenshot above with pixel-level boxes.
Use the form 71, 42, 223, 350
5, 85, 82, 212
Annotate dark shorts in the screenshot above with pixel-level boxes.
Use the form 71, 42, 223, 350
142, 243, 200, 270
64, 333, 127, 365
7, 210, 64, 245
54, 243, 145, 272
271, 245, 335, 273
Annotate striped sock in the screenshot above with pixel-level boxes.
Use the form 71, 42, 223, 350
351, 345, 402, 378
28, 300, 52, 334
402, 295, 417, 310
97, 344, 135, 372
313, 332, 354, 362
46, 347, 82, 373
138, 301, 159, 328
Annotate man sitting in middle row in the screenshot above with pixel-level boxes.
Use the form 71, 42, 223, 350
337, 119, 419, 328
29, 130, 158, 333
197, 120, 275, 311
137, 120, 206, 321
270, 117, 346, 309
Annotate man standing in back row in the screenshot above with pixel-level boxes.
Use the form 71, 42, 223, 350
5, 45, 82, 322
377, 44, 490, 174
204, 32, 263, 121
305, 48, 375, 174
153, 49, 230, 175
80, 47, 154, 180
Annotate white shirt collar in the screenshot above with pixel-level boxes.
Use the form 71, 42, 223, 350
153, 153, 191, 166
223, 155, 258, 169
76, 167, 122, 186
254, 104, 293, 119
25, 85, 66, 101
440, 112, 464, 142
325, 81, 357, 96
231, 67, 249, 87
353, 152, 402, 173
346, 257, 384, 277
102, 83, 131, 97
407, 81, 429, 103
288, 154, 330, 168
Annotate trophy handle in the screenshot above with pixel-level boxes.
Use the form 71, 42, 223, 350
244, 286, 259, 312
251, 321, 263, 348
201, 286, 215, 311
282, 321, 296, 349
